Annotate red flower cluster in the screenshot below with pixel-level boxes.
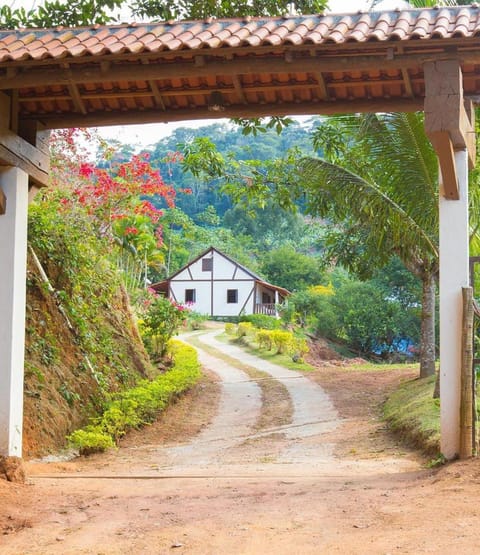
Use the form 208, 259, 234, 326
72, 153, 175, 239
124, 226, 139, 235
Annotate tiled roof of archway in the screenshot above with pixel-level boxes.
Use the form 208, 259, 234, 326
1, 7, 480, 61
1, 6, 480, 128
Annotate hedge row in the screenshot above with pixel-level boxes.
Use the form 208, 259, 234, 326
67, 339, 201, 454
225, 322, 309, 361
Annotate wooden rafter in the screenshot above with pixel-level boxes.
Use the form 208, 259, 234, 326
0, 187, 5, 215
314, 71, 330, 101
231, 75, 247, 104
147, 79, 166, 110
61, 63, 87, 114
16, 74, 421, 110
401, 67, 414, 98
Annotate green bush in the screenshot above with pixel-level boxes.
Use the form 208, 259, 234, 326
239, 314, 281, 330
67, 427, 116, 455
256, 329, 273, 350
67, 340, 201, 453
237, 321, 254, 338
185, 311, 208, 330
288, 337, 309, 362
271, 329, 293, 354
140, 295, 187, 359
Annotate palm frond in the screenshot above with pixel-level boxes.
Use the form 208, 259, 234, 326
299, 156, 439, 266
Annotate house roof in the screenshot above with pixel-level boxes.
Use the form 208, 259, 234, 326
151, 246, 290, 296
2, 6, 480, 129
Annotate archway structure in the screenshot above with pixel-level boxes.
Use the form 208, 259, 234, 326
0, 5, 478, 459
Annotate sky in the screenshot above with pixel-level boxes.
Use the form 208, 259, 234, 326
9, 0, 407, 149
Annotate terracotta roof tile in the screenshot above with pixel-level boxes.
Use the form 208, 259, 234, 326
0, 6, 480, 62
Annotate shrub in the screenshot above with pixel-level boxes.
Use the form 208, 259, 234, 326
271, 329, 293, 354
288, 337, 309, 362
185, 311, 208, 330
67, 427, 115, 456
237, 321, 254, 338
239, 314, 281, 330
225, 322, 236, 335
256, 329, 273, 350
67, 340, 201, 453
140, 294, 187, 359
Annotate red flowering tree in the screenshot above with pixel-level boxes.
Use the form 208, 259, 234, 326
48, 129, 176, 292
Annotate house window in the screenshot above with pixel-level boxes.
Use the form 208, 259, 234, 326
227, 289, 238, 304
262, 292, 272, 304
202, 258, 213, 271
185, 289, 196, 303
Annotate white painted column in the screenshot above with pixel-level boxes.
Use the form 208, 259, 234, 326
439, 149, 469, 459
0, 167, 29, 457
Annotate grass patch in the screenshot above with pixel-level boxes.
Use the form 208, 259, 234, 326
383, 374, 440, 456
343, 361, 419, 373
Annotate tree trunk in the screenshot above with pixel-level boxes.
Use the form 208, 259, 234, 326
419, 272, 436, 378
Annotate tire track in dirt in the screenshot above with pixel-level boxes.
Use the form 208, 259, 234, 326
195, 331, 340, 463
162, 339, 262, 466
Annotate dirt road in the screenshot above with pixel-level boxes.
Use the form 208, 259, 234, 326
2, 331, 480, 554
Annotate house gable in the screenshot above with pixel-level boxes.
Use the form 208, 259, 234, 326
154, 246, 288, 317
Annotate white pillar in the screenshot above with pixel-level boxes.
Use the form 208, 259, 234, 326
439, 149, 469, 459
0, 167, 29, 457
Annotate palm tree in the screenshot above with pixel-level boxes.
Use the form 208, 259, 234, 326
300, 112, 440, 378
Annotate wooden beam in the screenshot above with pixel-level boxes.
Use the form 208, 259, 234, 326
430, 130, 459, 200
460, 286, 474, 459
0, 50, 467, 92
232, 75, 248, 104
148, 80, 166, 110
424, 60, 475, 197
314, 72, 330, 100
0, 129, 49, 187
0, 187, 5, 215
35, 96, 424, 129
401, 67, 414, 98
68, 83, 87, 115
0, 92, 11, 129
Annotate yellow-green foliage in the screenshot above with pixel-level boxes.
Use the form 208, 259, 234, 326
289, 337, 309, 361
67, 339, 201, 454
237, 321, 254, 338
270, 329, 293, 354
225, 322, 236, 335
308, 283, 334, 296
383, 374, 440, 455
256, 329, 273, 350
255, 328, 308, 360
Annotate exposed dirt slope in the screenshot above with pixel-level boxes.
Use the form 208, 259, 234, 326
23, 255, 152, 459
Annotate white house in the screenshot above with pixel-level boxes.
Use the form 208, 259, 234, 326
152, 247, 289, 318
